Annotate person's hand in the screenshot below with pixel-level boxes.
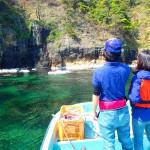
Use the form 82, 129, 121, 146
92, 111, 98, 121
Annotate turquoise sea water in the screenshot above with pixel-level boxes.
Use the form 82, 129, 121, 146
0, 71, 93, 150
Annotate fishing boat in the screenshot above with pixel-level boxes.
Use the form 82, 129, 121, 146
41, 102, 150, 150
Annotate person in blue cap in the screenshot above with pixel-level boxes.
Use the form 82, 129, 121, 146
92, 38, 133, 150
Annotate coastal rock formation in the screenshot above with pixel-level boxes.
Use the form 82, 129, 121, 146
0, 0, 145, 70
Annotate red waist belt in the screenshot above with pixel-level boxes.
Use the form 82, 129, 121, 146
99, 99, 126, 110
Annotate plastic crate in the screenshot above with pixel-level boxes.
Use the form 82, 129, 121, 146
58, 105, 84, 141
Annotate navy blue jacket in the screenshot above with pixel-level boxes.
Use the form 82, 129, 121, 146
129, 70, 150, 121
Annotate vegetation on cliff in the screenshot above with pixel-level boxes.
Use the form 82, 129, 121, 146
0, 0, 29, 42
13, 0, 149, 48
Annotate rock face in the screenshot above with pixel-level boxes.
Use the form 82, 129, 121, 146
0, 22, 48, 69
0, 18, 102, 70
0, 6, 51, 70
57, 47, 102, 63
0, 0, 101, 70
0, 0, 137, 70
0, 0, 29, 69
0, 19, 136, 70
29, 22, 51, 71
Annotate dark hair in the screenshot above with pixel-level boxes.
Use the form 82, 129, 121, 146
137, 50, 150, 71
103, 51, 122, 62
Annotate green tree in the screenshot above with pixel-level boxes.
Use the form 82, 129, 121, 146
89, 0, 133, 31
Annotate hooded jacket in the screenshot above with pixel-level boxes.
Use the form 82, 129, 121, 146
129, 70, 150, 121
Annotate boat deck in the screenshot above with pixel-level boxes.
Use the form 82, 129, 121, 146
55, 137, 150, 150
41, 102, 150, 150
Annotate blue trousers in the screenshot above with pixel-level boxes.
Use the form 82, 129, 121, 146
132, 118, 150, 150
98, 106, 133, 150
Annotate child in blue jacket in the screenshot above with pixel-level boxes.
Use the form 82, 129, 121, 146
129, 50, 150, 150
92, 38, 133, 150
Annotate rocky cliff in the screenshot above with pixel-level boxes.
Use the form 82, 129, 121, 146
0, 0, 149, 70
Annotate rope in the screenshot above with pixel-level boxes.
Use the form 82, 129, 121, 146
83, 114, 101, 138
60, 121, 77, 150
51, 114, 77, 149
60, 117, 87, 150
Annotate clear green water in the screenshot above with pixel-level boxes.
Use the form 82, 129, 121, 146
0, 71, 93, 150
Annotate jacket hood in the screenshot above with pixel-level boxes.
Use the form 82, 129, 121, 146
137, 70, 150, 79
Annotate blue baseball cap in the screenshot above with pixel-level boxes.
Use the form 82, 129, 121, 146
104, 38, 123, 53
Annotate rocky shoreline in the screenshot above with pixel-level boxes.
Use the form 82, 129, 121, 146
0, 59, 136, 76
